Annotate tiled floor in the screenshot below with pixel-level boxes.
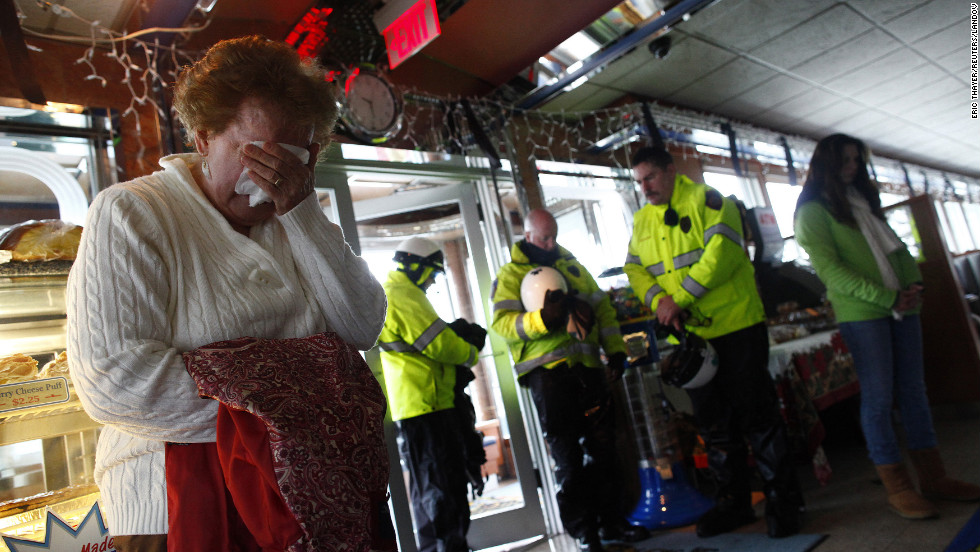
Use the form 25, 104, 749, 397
511, 401, 980, 552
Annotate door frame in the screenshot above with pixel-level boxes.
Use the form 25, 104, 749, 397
333, 175, 547, 550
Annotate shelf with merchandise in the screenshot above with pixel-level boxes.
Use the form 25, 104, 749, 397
606, 285, 654, 323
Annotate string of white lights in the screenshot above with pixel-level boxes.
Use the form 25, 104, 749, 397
397, 90, 979, 200
13, 0, 977, 197
19, 0, 209, 170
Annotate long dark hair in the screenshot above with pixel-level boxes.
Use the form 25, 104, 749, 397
795, 133, 884, 223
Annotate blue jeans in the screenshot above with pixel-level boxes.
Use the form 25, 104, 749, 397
838, 315, 937, 465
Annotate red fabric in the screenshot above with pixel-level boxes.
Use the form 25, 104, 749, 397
164, 442, 262, 552
218, 404, 305, 550
182, 332, 396, 552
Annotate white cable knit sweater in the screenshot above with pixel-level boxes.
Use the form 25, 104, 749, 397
66, 153, 387, 536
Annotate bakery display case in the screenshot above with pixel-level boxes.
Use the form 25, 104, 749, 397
0, 103, 118, 547
0, 268, 102, 549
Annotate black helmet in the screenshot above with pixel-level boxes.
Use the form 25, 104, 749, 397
659, 327, 718, 389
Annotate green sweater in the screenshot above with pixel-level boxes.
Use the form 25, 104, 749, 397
794, 200, 922, 323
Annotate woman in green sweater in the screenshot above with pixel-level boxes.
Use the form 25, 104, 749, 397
794, 133, 979, 520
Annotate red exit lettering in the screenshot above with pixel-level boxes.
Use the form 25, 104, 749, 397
382, 0, 441, 69
393, 4, 429, 57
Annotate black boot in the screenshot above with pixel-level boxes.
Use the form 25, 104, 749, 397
697, 443, 756, 538
764, 472, 805, 538
598, 520, 650, 542
696, 493, 756, 538
765, 489, 802, 538
576, 530, 606, 552
744, 414, 805, 538
760, 442, 805, 539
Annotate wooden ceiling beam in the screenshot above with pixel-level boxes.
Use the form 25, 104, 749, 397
0, 0, 46, 105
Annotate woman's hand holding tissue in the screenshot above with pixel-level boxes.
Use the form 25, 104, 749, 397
240, 141, 320, 215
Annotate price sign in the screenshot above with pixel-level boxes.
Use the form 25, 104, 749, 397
0, 377, 70, 414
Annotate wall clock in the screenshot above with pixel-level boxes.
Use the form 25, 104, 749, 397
339, 65, 403, 144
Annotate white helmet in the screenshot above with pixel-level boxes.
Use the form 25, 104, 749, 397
394, 237, 443, 267
394, 237, 445, 272
659, 329, 719, 389
520, 266, 567, 311
394, 237, 445, 287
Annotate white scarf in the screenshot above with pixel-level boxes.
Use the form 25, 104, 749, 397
846, 187, 903, 290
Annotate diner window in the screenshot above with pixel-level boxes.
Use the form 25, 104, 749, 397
880, 191, 907, 208
933, 200, 957, 253
763, 180, 803, 262
885, 204, 920, 260
764, 181, 802, 239
963, 202, 980, 250
702, 171, 764, 208
537, 160, 634, 285
941, 201, 976, 254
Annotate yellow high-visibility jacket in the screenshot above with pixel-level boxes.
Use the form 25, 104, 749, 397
491, 243, 625, 377
379, 270, 478, 421
624, 174, 764, 339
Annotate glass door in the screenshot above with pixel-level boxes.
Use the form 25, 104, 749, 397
352, 182, 546, 551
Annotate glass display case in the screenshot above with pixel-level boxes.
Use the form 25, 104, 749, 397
0, 270, 102, 549
0, 100, 115, 548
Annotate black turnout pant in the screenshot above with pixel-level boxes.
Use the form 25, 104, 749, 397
687, 322, 798, 503
398, 409, 471, 552
524, 362, 624, 539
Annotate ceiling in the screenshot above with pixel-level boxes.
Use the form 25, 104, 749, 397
537, 0, 978, 179
7, 0, 978, 181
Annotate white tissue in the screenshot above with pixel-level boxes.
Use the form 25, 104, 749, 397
234, 141, 311, 207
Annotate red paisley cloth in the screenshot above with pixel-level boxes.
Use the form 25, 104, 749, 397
181, 332, 396, 552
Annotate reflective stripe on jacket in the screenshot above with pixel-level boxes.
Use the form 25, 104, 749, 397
380, 270, 478, 421
624, 174, 764, 339
490, 243, 625, 377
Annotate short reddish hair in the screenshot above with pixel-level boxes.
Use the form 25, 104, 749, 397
173, 35, 338, 148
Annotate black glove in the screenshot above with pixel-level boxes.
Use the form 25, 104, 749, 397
464, 323, 487, 350
606, 351, 627, 381
540, 288, 568, 331
455, 364, 476, 390
448, 318, 470, 337
448, 319, 488, 350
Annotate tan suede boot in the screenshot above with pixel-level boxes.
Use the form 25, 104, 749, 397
875, 463, 938, 519
909, 447, 980, 502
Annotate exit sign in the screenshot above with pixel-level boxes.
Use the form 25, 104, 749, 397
379, 0, 441, 69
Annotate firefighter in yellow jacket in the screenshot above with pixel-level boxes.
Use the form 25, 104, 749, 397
491, 209, 649, 552
379, 237, 480, 552
625, 147, 802, 539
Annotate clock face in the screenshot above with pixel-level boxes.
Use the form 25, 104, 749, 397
343, 71, 402, 141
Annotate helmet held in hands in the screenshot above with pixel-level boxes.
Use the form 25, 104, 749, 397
520, 266, 593, 340
659, 329, 718, 389
520, 266, 567, 311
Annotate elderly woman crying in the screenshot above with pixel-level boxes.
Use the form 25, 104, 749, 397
67, 36, 390, 551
